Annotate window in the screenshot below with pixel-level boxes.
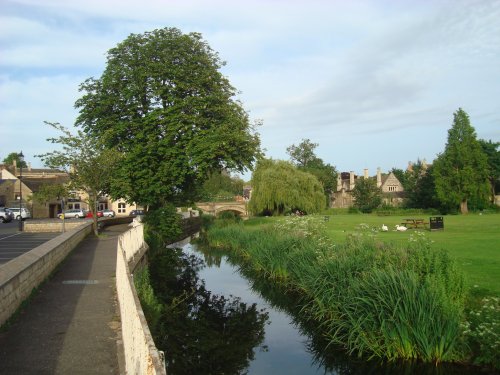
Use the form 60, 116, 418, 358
118, 203, 126, 214
74, 203, 80, 209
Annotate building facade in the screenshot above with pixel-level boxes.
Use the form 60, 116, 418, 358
0, 162, 139, 218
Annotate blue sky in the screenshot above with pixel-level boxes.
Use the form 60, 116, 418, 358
1, 0, 499, 180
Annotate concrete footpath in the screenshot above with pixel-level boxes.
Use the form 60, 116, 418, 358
0, 224, 129, 375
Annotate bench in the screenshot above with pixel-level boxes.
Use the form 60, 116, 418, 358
401, 218, 429, 229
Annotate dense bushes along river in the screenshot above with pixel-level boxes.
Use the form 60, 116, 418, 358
203, 215, 500, 371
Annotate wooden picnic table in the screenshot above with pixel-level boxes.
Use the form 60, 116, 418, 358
401, 218, 429, 229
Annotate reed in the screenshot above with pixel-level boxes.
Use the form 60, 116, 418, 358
203, 216, 467, 364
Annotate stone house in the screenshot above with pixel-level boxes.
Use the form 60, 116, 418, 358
331, 168, 405, 209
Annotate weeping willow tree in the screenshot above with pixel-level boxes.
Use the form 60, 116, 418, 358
249, 159, 325, 215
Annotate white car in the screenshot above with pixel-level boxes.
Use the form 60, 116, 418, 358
99, 209, 116, 217
58, 209, 86, 219
7, 207, 31, 220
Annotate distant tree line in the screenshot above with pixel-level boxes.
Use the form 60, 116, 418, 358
250, 109, 498, 216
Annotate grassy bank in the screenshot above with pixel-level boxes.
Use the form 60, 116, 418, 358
203, 214, 500, 369
243, 213, 500, 296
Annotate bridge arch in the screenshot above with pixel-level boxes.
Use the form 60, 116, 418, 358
196, 201, 248, 217
215, 205, 247, 216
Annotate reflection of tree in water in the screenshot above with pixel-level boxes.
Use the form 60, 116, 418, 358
149, 248, 269, 375
197, 245, 223, 268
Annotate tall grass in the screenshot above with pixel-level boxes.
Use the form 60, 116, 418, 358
204, 216, 468, 364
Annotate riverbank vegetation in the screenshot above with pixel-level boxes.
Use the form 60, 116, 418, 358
203, 214, 500, 370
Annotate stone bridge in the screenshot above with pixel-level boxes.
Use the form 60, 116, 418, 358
196, 201, 248, 217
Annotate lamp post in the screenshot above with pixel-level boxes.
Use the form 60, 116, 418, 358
18, 151, 24, 231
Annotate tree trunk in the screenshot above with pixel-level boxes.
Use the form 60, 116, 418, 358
489, 178, 496, 204
460, 199, 468, 214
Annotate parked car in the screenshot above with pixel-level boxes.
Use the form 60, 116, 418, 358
85, 211, 104, 218
0, 208, 14, 223
99, 209, 116, 218
129, 209, 145, 217
7, 207, 31, 220
58, 209, 86, 219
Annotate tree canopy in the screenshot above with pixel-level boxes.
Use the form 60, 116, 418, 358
478, 139, 500, 203
249, 159, 325, 216
37, 122, 122, 234
351, 177, 382, 213
75, 27, 260, 208
432, 108, 489, 214
2, 152, 27, 168
199, 171, 244, 201
286, 138, 337, 203
392, 161, 440, 210
286, 139, 319, 168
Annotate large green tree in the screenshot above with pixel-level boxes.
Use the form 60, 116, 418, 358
478, 139, 500, 204
433, 109, 489, 214
37, 122, 122, 235
249, 159, 325, 216
351, 177, 382, 213
286, 139, 337, 204
75, 27, 260, 208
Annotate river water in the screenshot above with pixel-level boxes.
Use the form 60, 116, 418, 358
159, 238, 488, 375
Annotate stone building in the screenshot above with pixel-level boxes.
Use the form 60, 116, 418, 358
0, 162, 139, 218
331, 168, 405, 209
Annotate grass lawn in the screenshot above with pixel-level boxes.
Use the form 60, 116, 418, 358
320, 213, 500, 296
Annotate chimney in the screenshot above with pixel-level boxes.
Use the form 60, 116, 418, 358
364, 168, 369, 179
377, 167, 382, 188
349, 171, 355, 190
28, 162, 32, 171
337, 174, 342, 192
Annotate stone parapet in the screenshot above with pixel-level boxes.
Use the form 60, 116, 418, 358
116, 224, 166, 375
24, 219, 87, 233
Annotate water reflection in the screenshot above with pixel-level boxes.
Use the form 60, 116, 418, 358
149, 247, 269, 375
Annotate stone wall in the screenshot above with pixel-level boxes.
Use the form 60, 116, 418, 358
116, 224, 166, 375
24, 219, 87, 232
0, 222, 92, 327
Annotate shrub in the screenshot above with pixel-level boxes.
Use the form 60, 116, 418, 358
134, 267, 163, 335
462, 296, 500, 369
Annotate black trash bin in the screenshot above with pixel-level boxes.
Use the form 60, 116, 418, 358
429, 216, 444, 231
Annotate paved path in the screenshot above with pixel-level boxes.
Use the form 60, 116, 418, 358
0, 224, 129, 375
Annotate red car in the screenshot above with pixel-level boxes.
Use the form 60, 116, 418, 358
85, 211, 104, 218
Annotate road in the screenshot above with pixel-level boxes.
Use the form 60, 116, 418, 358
0, 221, 60, 265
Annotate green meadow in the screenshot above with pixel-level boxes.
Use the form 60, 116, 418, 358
319, 213, 500, 296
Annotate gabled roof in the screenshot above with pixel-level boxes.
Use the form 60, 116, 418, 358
22, 176, 70, 192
